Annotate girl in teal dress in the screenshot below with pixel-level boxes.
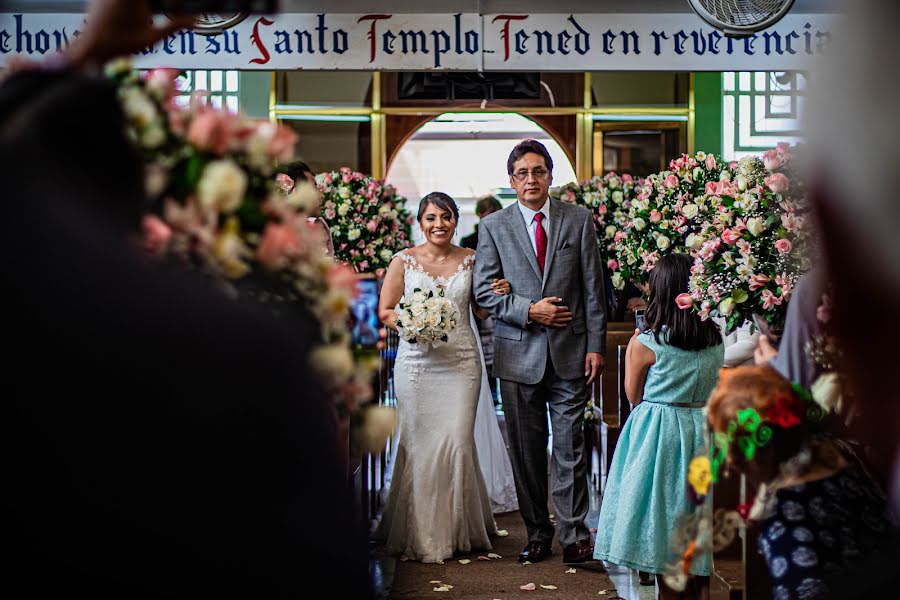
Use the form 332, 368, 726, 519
594, 253, 723, 599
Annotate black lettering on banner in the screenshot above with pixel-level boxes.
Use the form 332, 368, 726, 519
651, 31, 668, 56
557, 29, 571, 54
534, 30, 554, 55
514, 30, 529, 53
333, 28, 348, 53
465, 30, 478, 53
274, 30, 290, 53
223, 30, 240, 54
568, 15, 589, 54
431, 29, 450, 67
602, 29, 616, 55
743, 34, 758, 55
398, 30, 428, 54
621, 31, 639, 54
690, 31, 706, 55
315, 13, 328, 54
205, 35, 220, 54
383, 30, 396, 54
296, 29, 314, 53
708, 30, 722, 54
763, 31, 782, 55
785, 30, 799, 54
674, 29, 688, 54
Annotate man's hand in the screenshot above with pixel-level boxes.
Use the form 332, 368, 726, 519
754, 335, 778, 365
528, 297, 572, 328
585, 352, 603, 385
68, 0, 194, 68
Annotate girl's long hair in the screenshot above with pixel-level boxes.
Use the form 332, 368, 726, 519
645, 253, 722, 350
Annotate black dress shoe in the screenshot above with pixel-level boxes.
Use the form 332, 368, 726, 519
562, 539, 594, 563
518, 541, 552, 563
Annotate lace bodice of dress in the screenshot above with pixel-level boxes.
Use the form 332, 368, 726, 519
397, 251, 475, 316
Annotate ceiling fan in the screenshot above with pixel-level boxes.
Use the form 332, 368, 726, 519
687, 0, 797, 37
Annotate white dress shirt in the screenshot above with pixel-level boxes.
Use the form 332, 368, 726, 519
516, 198, 551, 255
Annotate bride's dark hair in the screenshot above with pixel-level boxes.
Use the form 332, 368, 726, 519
417, 192, 459, 223
645, 253, 721, 351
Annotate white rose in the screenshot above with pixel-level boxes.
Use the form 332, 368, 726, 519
608, 177, 619, 189
686, 233, 706, 250
611, 272, 624, 290
718, 298, 736, 317
142, 124, 165, 149
611, 190, 624, 205
337, 203, 350, 217
412, 316, 425, 330
605, 225, 617, 239
682, 203, 698, 219
197, 159, 247, 214
310, 345, 355, 383
378, 204, 391, 216
746, 217, 766, 236
120, 87, 158, 128
656, 235, 671, 250
338, 186, 352, 199
424, 297, 439, 311
347, 228, 361, 241
736, 174, 749, 191
692, 167, 704, 182
719, 170, 731, 181
633, 217, 647, 231
412, 291, 427, 304
389, 209, 398, 220
424, 313, 439, 327
379, 249, 393, 262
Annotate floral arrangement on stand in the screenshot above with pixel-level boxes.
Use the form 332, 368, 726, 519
554, 172, 640, 276
612, 152, 730, 291
318, 168, 414, 276
109, 61, 377, 416
680, 145, 810, 333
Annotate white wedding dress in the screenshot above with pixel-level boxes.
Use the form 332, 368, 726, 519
376, 250, 515, 562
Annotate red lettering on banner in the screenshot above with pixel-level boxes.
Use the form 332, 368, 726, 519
250, 16, 273, 64
357, 14, 392, 63
492, 14, 528, 61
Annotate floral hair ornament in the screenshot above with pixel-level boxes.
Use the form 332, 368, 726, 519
275, 173, 294, 194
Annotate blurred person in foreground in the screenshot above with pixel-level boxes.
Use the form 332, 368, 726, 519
276, 160, 336, 257
800, 0, 900, 592
707, 366, 895, 599
1, 1, 370, 597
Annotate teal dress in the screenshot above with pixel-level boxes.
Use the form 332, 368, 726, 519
593, 330, 723, 575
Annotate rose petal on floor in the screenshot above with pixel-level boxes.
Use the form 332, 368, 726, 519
477, 556, 491, 561
540, 584, 558, 590
487, 553, 502, 559
598, 590, 608, 595
519, 583, 536, 591
523, 561, 532, 566
458, 559, 471, 565
429, 580, 442, 584
433, 586, 450, 592
497, 529, 509, 537
565, 568, 577, 574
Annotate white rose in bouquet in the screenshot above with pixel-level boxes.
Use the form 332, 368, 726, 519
395, 287, 460, 345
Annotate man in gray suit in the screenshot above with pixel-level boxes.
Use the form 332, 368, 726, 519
474, 139, 606, 564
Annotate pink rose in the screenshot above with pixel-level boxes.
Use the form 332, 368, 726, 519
764, 173, 790, 194
186, 109, 232, 155
649, 210, 662, 223
763, 149, 781, 171
366, 220, 378, 232
275, 173, 294, 193
675, 293, 694, 310
268, 125, 297, 163
358, 260, 369, 271
598, 204, 608, 215
721, 228, 742, 245
323, 173, 333, 184
664, 174, 679, 189
257, 223, 300, 270
704, 181, 718, 196
705, 154, 717, 171
324, 208, 336, 220
622, 174, 633, 183
774, 239, 793, 254
145, 68, 179, 101
607, 259, 618, 270
141, 215, 172, 258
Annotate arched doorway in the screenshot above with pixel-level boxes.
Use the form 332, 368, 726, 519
385, 113, 578, 243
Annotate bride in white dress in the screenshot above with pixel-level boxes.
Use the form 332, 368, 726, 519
376, 192, 515, 562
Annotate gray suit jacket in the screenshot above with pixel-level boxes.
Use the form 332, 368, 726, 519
474, 198, 607, 384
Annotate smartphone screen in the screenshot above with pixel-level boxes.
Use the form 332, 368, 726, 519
350, 277, 380, 349
635, 309, 646, 333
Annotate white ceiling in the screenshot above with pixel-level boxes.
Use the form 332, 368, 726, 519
3, 0, 839, 14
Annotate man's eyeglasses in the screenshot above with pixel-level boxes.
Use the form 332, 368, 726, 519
511, 168, 550, 182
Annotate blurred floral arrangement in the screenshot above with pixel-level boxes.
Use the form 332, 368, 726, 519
613, 151, 730, 291
108, 61, 376, 414
553, 172, 641, 287
318, 168, 413, 276
682, 145, 810, 333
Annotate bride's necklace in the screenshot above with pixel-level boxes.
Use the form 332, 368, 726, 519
424, 248, 452, 264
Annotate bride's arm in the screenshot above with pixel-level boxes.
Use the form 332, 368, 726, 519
472, 278, 512, 319
378, 256, 405, 331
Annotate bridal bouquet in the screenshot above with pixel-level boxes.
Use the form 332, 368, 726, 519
554, 172, 639, 271
684, 147, 810, 333
395, 288, 460, 345
108, 62, 377, 412
612, 152, 729, 290
318, 168, 414, 275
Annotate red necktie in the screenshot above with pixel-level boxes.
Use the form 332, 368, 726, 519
534, 212, 547, 273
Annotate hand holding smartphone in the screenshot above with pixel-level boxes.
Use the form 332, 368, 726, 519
635, 308, 646, 333
150, 1, 278, 13
752, 313, 781, 348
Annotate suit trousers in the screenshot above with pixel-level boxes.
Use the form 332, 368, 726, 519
500, 359, 591, 548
